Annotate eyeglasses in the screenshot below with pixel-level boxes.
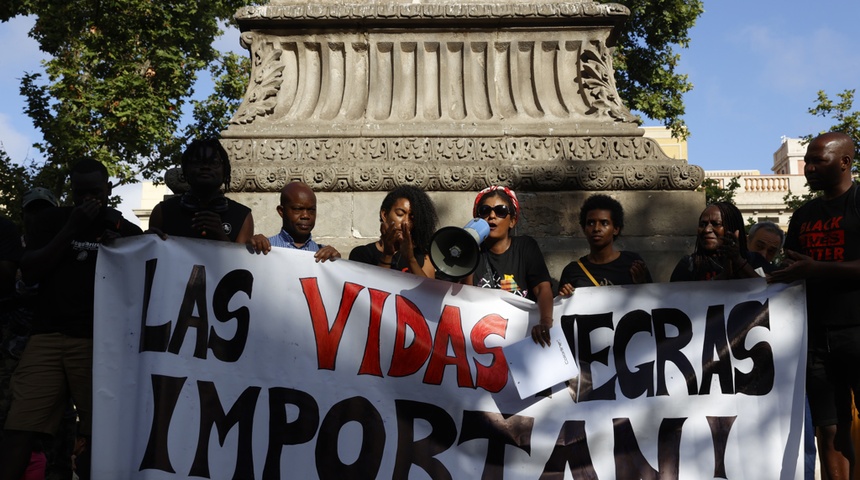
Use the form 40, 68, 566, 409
477, 204, 511, 219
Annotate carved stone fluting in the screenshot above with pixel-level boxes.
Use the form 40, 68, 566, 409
223, 0, 704, 193
224, 31, 640, 135
220, 136, 704, 192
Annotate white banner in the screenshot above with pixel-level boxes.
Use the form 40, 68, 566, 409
93, 236, 807, 479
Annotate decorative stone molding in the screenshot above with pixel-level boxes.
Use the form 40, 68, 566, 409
218, 136, 703, 192
222, 0, 704, 193
236, 2, 629, 24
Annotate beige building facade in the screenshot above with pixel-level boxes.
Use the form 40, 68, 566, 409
643, 131, 809, 230
703, 137, 809, 230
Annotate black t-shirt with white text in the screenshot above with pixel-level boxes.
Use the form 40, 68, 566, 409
27, 207, 143, 337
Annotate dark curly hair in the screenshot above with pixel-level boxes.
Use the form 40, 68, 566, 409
181, 138, 232, 192
695, 201, 749, 256
579, 194, 624, 238
380, 185, 438, 254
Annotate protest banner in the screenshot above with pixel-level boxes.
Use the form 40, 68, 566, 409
93, 236, 806, 479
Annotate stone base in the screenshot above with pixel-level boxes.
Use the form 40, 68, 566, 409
230, 189, 705, 283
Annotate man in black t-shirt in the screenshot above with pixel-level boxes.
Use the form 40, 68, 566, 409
769, 132, 860, 479
0, 158, 142, 480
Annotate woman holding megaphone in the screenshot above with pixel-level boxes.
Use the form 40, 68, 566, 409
464, 186, 555, 347
349, 185, 438, 278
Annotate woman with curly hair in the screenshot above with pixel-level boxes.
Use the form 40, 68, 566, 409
349, 185, 438, 277
670, 201, 763, 281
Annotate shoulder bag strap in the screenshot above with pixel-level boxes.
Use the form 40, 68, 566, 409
576, 260, 600, 287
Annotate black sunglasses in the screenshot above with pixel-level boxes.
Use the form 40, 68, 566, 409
477, 204, 511, 219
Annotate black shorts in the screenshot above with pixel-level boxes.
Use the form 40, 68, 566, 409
806, 325, 860, 427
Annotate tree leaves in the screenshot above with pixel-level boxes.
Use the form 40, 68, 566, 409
4, 0, 254, 192
805, 89, 860, 171
608, 0, 703, 139
1, 0, 704, 216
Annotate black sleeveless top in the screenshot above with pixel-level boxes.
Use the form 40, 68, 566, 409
157, 195, 250, 242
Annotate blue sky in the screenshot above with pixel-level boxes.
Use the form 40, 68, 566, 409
1, 1, 858, 182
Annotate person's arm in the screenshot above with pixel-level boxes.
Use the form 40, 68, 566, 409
0, 220, 21, 297
314, 245, 341, 263
630, 259, 651, 284
530, 280, 554, 347
234, 212, 254, 244
189, 210, 231, 241
727, 256, 759, 279
768, 250, 860, 283
248, 233, 271, 254
146, 203, 168, 240
395, 221, 433, 278
715, 231, 758, 280
378, 220, 399, 269
557, 262, 577, 296
21, 202, 99, 283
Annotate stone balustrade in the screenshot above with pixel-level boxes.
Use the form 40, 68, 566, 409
743, 175, 791, 193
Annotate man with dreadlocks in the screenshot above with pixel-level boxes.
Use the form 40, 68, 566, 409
669, 201, 763, 282
149, 138, 254, 243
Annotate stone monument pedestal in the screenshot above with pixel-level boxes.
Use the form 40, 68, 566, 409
213, 0, 706, 282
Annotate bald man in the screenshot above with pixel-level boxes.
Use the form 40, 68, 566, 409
249, 181, 340, 262
769, 132, 860, 479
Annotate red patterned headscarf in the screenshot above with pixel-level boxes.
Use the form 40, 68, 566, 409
472, 186, 520, 218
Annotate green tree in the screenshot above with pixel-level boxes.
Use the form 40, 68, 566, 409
1, 0, 255, 199
1, 0, 702, 214
0, 147, 37, 223
804, 89, 860, 171
698, 176, 740, 205
784, 89, 860, 211
185, 52, 251, 141
609, 0, 704, 139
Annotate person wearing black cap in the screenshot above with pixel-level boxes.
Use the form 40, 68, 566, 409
0, 158, 142, 480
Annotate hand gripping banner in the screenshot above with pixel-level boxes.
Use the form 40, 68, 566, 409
93, 236, 807, 479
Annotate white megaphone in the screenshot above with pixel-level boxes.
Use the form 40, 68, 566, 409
429, 218, 490, 279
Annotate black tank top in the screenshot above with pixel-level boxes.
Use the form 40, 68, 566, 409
158, 195, 250, 242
